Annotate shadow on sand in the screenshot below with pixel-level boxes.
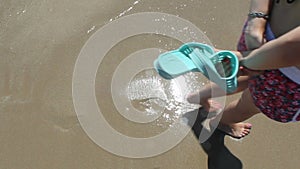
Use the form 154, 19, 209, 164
183, 108, 243, 169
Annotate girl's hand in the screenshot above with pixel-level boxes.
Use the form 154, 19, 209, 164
238, 58, 264, 76
215, 57, 232, 77
239, 66, 263, 76
244, 18, 267, 50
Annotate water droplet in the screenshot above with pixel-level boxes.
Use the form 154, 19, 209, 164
87, 26, 96, 34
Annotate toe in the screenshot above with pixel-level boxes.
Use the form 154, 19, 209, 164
242, 130, 250, 136
245, 123, 252, 129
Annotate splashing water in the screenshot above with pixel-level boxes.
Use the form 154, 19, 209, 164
127, 69, 205, 127
127, 73, 167, 116
109, 0, 142, 22
87, 25, 96, 34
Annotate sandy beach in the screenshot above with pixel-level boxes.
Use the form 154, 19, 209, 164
1, 0, 300, 168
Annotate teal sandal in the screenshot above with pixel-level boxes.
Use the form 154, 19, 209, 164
154, 42, 239, 93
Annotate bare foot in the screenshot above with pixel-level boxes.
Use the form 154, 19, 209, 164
218, 122, 252, 139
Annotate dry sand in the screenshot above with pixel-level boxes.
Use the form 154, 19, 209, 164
1, 0, 300, 168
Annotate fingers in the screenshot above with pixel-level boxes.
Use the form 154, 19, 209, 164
222, 58, 232, 77
215, 57, 232, 77
215, 62, 226, 77
239, 66, 264, 76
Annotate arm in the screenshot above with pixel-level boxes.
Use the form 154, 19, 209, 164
245, 0, 271, 49
240, 26, 300, 70
249, 0, 270, 13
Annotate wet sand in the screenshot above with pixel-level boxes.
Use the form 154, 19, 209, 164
1, 0, 299, 168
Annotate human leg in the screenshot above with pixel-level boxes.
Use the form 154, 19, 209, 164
217, 89, 261, 138
187, 76, 251, 111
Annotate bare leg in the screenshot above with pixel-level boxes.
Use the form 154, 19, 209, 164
187, 82, 225, 112
187, 76, 260, 138
218, 89, 261, 138
187, 76, 251, 107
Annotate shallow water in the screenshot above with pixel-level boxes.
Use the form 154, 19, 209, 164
127, 69, 203, 128
2, 0, 300, 169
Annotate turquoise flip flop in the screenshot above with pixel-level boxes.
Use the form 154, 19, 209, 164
154, 43, 214, 79
154, 42, 239, 93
